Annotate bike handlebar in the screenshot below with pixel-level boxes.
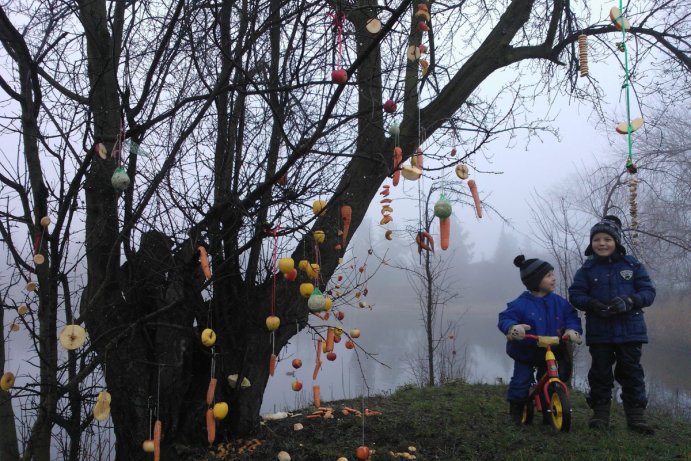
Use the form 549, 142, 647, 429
523, 333, 569, 346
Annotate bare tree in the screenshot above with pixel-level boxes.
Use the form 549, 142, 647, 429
1, 1, 689, 459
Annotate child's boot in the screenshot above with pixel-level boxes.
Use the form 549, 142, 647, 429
588, 400, 611, 429
509, 400, 525, 425
624, 405, 654, 435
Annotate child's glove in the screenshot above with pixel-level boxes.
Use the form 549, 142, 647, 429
587, 299, 615, 318
506, 324, 531, 341
607, 296, 633, 314
564, 329, 583, 345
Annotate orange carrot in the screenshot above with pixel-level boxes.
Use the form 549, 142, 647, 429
467, 180, 482, 218
206, 408, 215, 446
341, 205, 352, 248
393, 147, 403, 186
153, 420, 162, 461
325, 327, 335, 352
206, 378, 217, 406
305, 414, 321, 419
269, 353, 277, 376
313, 385, 321, 408
312, 359, 322, 380
440, 217, 450, 250
198, 246, 212, 280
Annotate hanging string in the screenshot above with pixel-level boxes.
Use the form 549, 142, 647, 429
615, 1, 634, 167
327, 11, 346, 69
148, 396, 154, 439
156, 364, 162, 420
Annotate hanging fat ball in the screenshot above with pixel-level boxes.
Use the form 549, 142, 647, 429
578, 34, 588, 77
59, 324, 87, 350
40, 216, 51, 227
389, 121, 400, 137
307, 287, 327, 313
111, 167, 130, 192
434, 195, 452, 219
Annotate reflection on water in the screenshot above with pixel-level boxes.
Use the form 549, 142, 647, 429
261, 303, 691, 420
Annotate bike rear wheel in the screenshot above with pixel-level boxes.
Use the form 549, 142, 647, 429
548, 382, 571, 432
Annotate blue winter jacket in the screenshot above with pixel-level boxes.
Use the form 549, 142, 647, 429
498, 291, 582, 363
568, 254, 656, 345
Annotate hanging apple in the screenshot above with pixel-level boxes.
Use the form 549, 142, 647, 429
418, 21, 430, 32
291, 380, 303, 391
201, 328, 217, 347
331, 68, 348, 84
313, 230, 326, 244
356, 446, 371, 460
336, 311, 345, 321
350, 328, 361, 338
284, 268, 298, 282
299, 283, 314, 298
213, 402, 229, 420
278, 257, 295, 274
383, 99, 397, 113
312, 199, 327, 216
326, 352, 337, 361
142, 440, 155, 453
291, 358, 302, 369
265, 315, 280, 331
345, 340, 355, 350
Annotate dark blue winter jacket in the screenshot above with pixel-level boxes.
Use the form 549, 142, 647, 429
498, 291, 582, 363
568, 254, 656, 345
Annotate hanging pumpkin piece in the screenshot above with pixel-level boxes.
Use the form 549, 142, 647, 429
111, 167, 130, 192
93, 390, 112, 421
578, 34, 589, 77
59, 324, 86, 350
615, 116, 644, 134
609, 7, 631, 31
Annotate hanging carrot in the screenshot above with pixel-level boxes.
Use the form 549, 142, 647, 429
440, 217, 450, 250
313, 339, 323, 380
198, 246, 212, 280
153, 420, 162, 461
206, 378, 217, 406
269, 353, 277, 376
325, 327, 335, 352
467, 179, 483, 218
313, 385, 321, 408
206, 408, 215, 446
393, 147, 402, 186
341, 205, 352, 248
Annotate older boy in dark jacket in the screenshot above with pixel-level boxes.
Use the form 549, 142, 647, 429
499, 255, 583, 424
569, 215, 656, 434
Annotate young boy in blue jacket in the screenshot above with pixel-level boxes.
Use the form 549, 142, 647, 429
569, 215, 656, 434
498, 255, 583, 424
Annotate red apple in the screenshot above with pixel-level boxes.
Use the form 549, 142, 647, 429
418, 21, 429, 32
331, 68, 348, 84
334, 335, 341, 343
326, 352, 337, 361
292, 358, 302, 369
356, 446, 371, 460
418, 44, 428, 53
284, 268, 298, 282
336, 311, 345, 321
345, 340, 355, 349
291, 380, 303, 391
383, 99, 397, 113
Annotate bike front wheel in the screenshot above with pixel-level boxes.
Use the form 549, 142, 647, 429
548, 382, 571, 432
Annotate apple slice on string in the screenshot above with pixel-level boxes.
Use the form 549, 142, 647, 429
615, 116, 644, 134
609, 7, 631, 31
366, 18, 381, 34
59, 324, 86, 350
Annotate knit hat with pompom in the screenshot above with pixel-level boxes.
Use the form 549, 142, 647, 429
514, 255, 554, 292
